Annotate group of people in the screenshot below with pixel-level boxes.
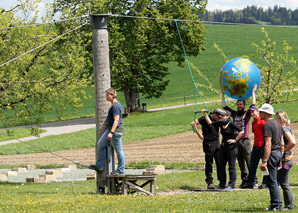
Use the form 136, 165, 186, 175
191, 84, 296, 211
90, 87, 295, 210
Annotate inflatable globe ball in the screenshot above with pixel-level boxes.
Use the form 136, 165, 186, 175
220, 58, 261, 100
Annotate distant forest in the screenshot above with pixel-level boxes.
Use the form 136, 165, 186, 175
199, 5, 298, 25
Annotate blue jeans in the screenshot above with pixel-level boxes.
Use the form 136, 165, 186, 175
267, 150, 282, 209
278, 167, 294, 209
247, 146, 268, 185
96, 129, 125, 173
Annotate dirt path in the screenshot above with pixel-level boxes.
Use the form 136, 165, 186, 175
0, 123, 297, 166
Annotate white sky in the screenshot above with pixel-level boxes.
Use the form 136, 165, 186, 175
0, 0, 297, 17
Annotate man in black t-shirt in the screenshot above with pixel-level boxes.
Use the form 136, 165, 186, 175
259, 103, 284, 211
191, 108, 225, 189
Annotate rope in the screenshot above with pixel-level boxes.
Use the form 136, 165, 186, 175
174, 20, 208, 131
0, 131, 90, 169
0, 23, 88, 68
0, 14, 90, 31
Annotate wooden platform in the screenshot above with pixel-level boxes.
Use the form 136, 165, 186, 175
106, 174, 157, 196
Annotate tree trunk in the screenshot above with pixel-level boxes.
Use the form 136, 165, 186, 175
123, 87, 140, 112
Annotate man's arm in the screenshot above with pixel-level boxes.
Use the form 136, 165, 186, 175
251, 84, 257, 105
191, 120, 204, 140
260, 136, 272, 171
221, 91, 226, 108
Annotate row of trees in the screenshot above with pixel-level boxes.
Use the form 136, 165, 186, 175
200, 5, 298, 25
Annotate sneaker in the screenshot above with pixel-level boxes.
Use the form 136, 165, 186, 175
254, 183, 259, 188
226, 186, 233, 191
207, 183, 216, 189
110, 171, 125, 175
216, 186, 224, 190
240, 182, 254, 189
89, 165, 104, 172
258, 184, 267, 189
265, 206, 283, 211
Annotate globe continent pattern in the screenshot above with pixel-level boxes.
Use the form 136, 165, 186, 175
220, 57, 261, 100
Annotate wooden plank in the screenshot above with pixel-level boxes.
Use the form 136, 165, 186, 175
125, 181, 153, 196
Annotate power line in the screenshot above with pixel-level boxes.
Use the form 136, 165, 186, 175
0, 14, 89, 31
0, 23, 88, 68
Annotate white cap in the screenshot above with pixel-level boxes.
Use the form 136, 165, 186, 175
259, 103, 274, 115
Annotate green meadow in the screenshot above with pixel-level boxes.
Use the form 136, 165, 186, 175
1, 167, 298, 212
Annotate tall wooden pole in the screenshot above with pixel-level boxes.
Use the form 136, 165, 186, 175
91, 14, 114, 194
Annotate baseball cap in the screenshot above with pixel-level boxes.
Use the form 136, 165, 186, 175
213, 108, 226, 116
249, 106, 259, 111
222, 111, 231, 117
259, 103, 274, 115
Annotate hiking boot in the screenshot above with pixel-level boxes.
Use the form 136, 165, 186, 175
89, 165, 104, 172
110, 171, 125, 176
207, 183, 216, 189
258, 183, 267, 189
240, 182, 254, 189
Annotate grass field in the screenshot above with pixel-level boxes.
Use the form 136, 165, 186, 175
1, 167, 298, 212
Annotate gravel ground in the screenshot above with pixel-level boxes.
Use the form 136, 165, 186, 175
0, 168, 192, 183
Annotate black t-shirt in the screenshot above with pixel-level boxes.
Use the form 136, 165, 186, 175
263, 119, 283, 151
198, 114, 220, 142
219, 121, 242, 144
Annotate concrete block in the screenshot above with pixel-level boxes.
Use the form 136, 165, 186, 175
0, 173, 7, 181
2, 171, 18, 176
60, 168, 70, 173
26, 177, 43, 183
22, 165, 36, 170
68, 165, 77, 170
46, 169, 63, 177
147, 165, 165, 175
143, 171, 156, 175
12, 168, 27, 173
39, 174, 56, 182
86, 174, 96, 180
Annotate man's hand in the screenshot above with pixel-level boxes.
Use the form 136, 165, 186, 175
260, 162, 267, 171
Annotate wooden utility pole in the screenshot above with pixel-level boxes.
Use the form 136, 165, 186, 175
92, 14, 115, 194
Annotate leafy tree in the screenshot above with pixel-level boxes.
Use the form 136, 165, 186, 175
251, 28, 298, 104
55, 0, 207, 112
0, 0, 91, 128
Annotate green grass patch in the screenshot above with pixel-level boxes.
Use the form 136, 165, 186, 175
0, 128, 46, 142
126, 161, 202, 169
0, 165, 298, 212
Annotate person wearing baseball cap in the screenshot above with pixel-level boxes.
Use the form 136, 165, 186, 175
241, 86, 267, 189
204, 109, 244, 190
259, 103, 284, 211
191, 109, 222, 190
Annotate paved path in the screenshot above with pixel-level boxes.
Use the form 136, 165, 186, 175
0, 117, 96, 146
